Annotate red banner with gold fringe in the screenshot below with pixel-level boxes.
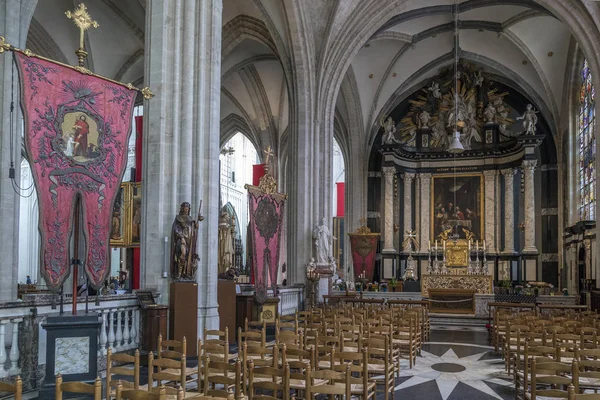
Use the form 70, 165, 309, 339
15, 52, 136, 290
348, 226, 380, 281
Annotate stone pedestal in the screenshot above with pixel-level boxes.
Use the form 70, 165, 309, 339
315, 263, 333, 303
39, 313, 101, 400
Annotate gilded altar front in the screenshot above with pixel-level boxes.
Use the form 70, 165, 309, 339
421, 274, 493, 297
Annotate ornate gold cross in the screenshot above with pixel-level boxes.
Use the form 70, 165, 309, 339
263, 146, 274, 165
65, 3, 99, 66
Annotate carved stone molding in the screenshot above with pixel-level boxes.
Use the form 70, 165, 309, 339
522, 159, 538, 172
402, 172, 416, 182
382, 166, 396, 178
421, 274, 493, 297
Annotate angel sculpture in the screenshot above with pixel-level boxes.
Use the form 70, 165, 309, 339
474, 70, 484, 87
380, 115, 399, 144
517, 104, 539, 135
428, 81, 442, 99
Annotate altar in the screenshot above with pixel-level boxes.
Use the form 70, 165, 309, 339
421, 274, 493, 297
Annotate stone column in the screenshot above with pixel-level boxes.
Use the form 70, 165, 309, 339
142, 0, 222, 333
0, 0, 38, 300
382, 167, 396, 252
419, 173, 432, 252
501, 168, 516, 254
402, 173, 415, 251
483, 170, 497, 253
522, 160, 538, 253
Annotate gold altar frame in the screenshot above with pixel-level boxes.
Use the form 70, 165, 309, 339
430, 173, 484, 242
109, 182, 141, 248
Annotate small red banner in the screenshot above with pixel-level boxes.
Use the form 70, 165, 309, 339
252, 164, 266, 186
349, 234, 379, 281
336, 182, 345, 217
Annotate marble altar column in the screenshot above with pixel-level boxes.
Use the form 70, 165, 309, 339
0, 0, 38, 300
143, 0, 222, 333
402, 173, 415, 251
419, 173, 432, 253
501, 168, 516, 254
382, 167, 397, 252
522, 160, 538, 253
483, 170, 497, 253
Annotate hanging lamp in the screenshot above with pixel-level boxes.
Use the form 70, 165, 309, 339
448, 0, 464, 154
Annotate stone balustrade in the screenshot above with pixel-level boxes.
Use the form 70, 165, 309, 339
278, 287, 304, 316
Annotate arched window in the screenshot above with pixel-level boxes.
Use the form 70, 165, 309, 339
579, 59, 596, 220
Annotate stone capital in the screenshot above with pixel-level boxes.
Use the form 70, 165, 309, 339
382, 166, 396, 178
500, 168, 516, 177
483, 170, 498, 180
402, 172, 416, 182
522, 159, 537, 172
418, 173, 432, 182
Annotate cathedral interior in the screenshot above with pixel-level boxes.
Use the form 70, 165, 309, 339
1, 0, 600, 398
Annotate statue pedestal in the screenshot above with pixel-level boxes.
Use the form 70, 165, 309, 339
316, 263, 334, 303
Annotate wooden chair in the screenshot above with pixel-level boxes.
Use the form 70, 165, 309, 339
364, 337, 395, 400
201, 356, 243, 399
147, 351, 187, 396
55, 374, 102, 400
247, 360, 290, 400
0, 376, 22, 400
305, 364, 351, 399
116, 384, 166, 400
332, 348, 376, 399
568, 384, 600, 399
528, 358, 578, 399
106, 348, 140, 399
202, 328, 230, 362
157, 335, 199, 384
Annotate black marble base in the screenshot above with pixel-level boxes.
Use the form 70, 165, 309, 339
39, 313, 101, 400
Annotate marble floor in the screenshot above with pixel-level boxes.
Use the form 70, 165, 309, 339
392, 326, 514, 400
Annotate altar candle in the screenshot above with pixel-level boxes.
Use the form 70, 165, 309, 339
428, 240, 431, 251
476, 240, 479, 252
468, 240, 471, 252
483, 240, 486, 250
435, 240, 438, 251
443, 240, 446, 252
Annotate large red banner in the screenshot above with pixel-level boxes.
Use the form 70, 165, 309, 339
247, 190, 286, 304
15, 53, 136, 290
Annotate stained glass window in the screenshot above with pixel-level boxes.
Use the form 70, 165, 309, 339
579, 59, 596, 220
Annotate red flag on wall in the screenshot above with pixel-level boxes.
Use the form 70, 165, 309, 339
336, 182, 345, 217
15, 52, 137, 290
253, 164, 266, 186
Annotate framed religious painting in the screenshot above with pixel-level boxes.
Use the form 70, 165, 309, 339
129, 183, 142, 247
431, 173, 484, 241
110, 183, 129, 247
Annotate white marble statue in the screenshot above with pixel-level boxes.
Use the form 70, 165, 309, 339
483, 103, 496, 124
428, 81, 441, 99
380, 116, 399, 144
417, 110, 431, 129
517, 104, 539, 135
313, 217, 335, 264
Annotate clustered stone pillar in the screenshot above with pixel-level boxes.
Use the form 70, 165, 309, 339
382, 166, 396, 252
0, 0, 37, 301
419, 173, 431, 252
483, 170, 497, 253
402, 173, 415, 251
143, 0, 222, 334
501, 168, 516, 254
522, 160, 538, 253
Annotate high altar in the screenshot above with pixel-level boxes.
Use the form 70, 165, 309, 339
421, 238, 493, 298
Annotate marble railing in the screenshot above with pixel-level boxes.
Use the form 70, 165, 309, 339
98, 306, 141, 355
0, 317, 23, 378
278, 287, 304, 316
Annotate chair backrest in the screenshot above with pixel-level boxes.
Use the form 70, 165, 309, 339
55, 374, 102, 400
148, 351, 186, 395
530, 358, 578, 399
116, 384, 166, 400
305, 364, 351, 399
157, 334, 186, 360
201, 356, 242, 399
0, 376, 22, 400
568, 383, 600, 399
248, 361, 290, 400
107, 348, 140, 396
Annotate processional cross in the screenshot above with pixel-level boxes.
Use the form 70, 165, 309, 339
403, 230, 419, 253
65, 3, 99, 67
263, 146, 274, 165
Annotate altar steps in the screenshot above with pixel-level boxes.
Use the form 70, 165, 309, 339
429, 313, 488, 328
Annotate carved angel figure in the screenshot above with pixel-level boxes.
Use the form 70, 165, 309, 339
483, 103, 496, 124
417, 110, 431, 129
517, 104, 538, 135
474, 70, 484, 87
428, 81, 442, 99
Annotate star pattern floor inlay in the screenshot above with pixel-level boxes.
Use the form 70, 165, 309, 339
391, 328, 515, 400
